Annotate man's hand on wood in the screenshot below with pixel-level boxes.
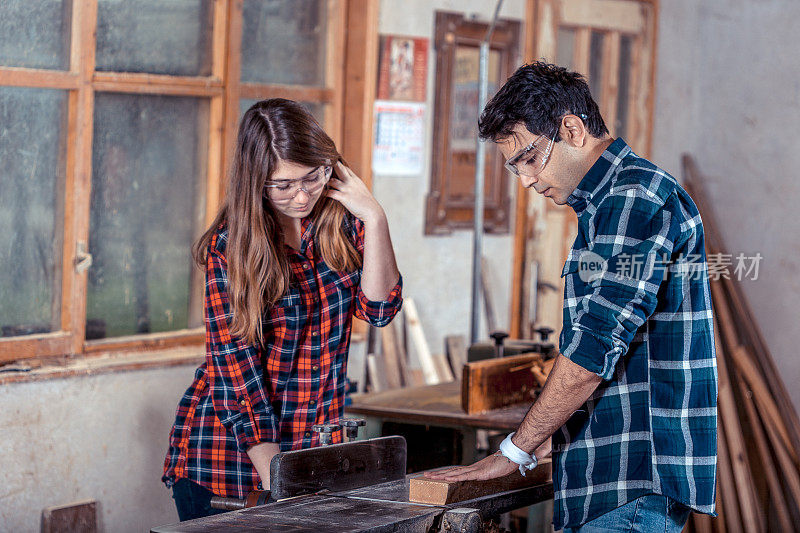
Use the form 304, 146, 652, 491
422, 451, 519, 482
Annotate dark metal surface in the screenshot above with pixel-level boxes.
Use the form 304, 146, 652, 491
269, 436, 407, 500
151, 494, 443, 533
438, 508, 483, 533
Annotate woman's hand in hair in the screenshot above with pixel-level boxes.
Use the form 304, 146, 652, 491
326, 162, 384, 224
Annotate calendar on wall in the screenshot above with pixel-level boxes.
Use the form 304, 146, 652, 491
371, 100, 425, 176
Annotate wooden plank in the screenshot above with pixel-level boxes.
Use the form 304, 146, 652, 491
0, 67, 79, 89
716, 398, 743, 533
221, 0, 243, 209
326, 0, 346, 144
341, 0, 379, 190
68, 0, 98, 355
0, 333, 72, 364
410, 459, 551, 505
367, 354, 388, 393
381, 323, 406, 388
714, 325, 763, 533
269, 436, 407, 500
600, 31, 621, 135
403, 299, 441, 385
92, 72, 223, 96
445, 335, 468, 375
711, 281, 798, 464
238, 83, 334, 102
83, 329, 204, 354
480, 256, 498, 333
559, 0, 645, 34
461, 353, 542, 414
737, 377, 794, 533
573, 27, 591, 77
432, 353, 455, 383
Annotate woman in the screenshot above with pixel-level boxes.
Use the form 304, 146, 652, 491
162, 99, 403, 521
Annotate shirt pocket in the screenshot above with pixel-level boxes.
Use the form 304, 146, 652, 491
263, 289, 304, 342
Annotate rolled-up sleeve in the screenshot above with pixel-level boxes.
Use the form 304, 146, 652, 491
354, 275, 403, 326
205, 246, 280, 451
561, 187, 679, 380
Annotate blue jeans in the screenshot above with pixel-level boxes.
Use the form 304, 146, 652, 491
564, 494, 691, 532
171, 478, 230, 522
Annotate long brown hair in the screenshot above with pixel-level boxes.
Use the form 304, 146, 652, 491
194, 99, 361, 346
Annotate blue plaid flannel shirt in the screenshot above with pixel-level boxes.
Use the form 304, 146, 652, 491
553, 138, 718, 529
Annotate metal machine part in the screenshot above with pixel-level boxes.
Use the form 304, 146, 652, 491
312, 423, 342, 446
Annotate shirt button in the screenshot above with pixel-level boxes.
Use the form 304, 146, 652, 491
304, 432, 311, 438
311, 330, 319, 337
303, 263, 310, 269
309, 399, 316, 406
312, 365, 319, 372
239, 399, 246, 406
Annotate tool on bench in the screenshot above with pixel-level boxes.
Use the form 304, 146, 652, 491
468, 326, 555, 362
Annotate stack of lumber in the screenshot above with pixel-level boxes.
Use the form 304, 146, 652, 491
364, 298, 457, 393
683, 155, 800, 533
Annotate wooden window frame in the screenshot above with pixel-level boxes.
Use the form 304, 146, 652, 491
424, 11, 521, 236
0, 0, 376, 365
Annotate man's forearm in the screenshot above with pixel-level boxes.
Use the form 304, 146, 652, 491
511, 354, 603, 452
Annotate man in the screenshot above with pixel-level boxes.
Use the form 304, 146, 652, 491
427, 62, 717, 532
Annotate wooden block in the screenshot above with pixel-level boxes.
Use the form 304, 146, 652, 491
41, 500, 97, 533
410, 458, 551, 505
461, 353, 543, 414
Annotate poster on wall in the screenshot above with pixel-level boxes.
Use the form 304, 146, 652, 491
376, 35, 429, 102
450, 46, 501, 151
372, 101, 425, 176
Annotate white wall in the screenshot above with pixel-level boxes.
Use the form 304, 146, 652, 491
0, 365, 195, 532
375, 0, 526, 358
652, 0, 800, 410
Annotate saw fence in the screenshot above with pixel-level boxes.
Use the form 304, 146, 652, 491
683, 155, 800, 533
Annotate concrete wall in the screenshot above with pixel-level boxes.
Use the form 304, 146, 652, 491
651, 0, 800, 411
0, 365, 195, 532
375, 0, 526, 358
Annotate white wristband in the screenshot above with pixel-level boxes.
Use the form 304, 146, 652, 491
499, 432, 538, 476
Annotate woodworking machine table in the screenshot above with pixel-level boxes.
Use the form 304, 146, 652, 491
151, 472, 553, 532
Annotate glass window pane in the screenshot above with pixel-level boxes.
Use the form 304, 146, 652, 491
87, 93, 208, 339
0, 0, 71, 70
239, 98, 326, 127
96, 0, 213, 76
589, 31, 605, 102
556, 28, 575, 71
615, 35, 634, 139
0, 88, 66, 337
241, 0, 328, 85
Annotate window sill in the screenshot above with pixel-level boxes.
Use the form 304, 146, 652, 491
0, 345, 205, 386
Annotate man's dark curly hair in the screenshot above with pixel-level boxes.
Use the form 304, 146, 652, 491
478, 61, 608, 142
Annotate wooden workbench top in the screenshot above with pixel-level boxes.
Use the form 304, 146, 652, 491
346, 381, 532, 431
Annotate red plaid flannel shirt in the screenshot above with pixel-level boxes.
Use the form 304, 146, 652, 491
162, 215, 402, 498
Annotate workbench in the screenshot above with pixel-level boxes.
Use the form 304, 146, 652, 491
151, 465, 553, 532
347, 381, 530, 431
347, 380, 533, 465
